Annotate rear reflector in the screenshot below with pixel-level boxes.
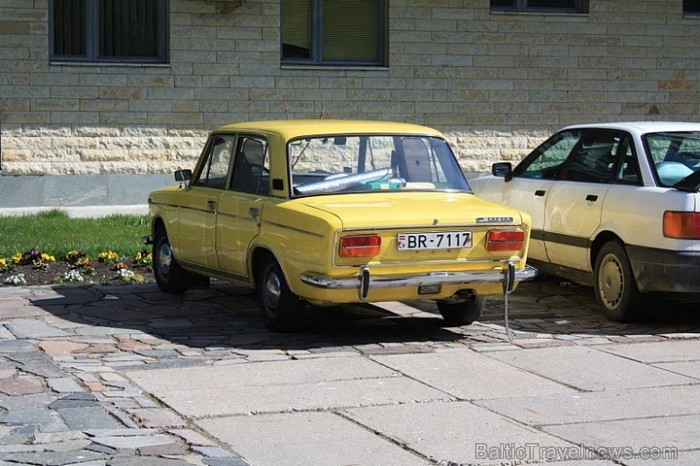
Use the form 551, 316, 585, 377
486, 230, 525, 252
663, 211, 700, 239
340, 235, 382, 257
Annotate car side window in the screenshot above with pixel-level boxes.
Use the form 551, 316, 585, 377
514, 130, 580, 180
192, 135, 235, 188
231, 136, 270, 195
614, 137, 641, 185
561, 130, 625, 184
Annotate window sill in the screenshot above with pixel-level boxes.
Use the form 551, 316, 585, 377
281, 64, 390, 72
50, 61, 170, 68
489, 10, 589, 18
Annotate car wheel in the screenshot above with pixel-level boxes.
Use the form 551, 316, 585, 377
256, 256, 305, 332
437, 296, 485, 326
153, 226, 190, 294
594, 241, 642, 322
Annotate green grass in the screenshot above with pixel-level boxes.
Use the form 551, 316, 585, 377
0, 210, 151, 259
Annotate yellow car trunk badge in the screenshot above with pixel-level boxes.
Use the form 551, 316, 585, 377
477, 217, 514, 224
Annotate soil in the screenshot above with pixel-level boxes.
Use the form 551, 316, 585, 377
1, 260, 155, 287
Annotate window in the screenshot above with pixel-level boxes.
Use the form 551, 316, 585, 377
515, 130, 580, 180
491, 0, 588, 13
684, 1, 700, 14
281, 0, 387, 66
193, 136, 236, 189
231, 137, 271, 195
50, 0, 167, 63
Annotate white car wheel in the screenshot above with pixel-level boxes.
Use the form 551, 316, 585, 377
594, 241, 642, 322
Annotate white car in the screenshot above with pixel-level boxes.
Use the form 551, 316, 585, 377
470, 122, 700, 322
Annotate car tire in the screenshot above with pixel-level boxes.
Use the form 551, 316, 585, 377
153, 226, 191, 294
594, 241, 642, 322
437, 296, 485, 326
256, 256, 305, 332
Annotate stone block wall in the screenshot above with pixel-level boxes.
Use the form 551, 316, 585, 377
1, 0, 700, 177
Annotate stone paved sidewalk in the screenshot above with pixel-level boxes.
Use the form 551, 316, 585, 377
1, 277, 699, 465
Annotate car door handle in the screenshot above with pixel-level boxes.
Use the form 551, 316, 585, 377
585, 194, 598, 202
207, 200, 217, 211
535, 190, 546, 197
249, 207, 260, 219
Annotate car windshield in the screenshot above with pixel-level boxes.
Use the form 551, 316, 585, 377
643, 131, 700, 187
288, 135, 470, 196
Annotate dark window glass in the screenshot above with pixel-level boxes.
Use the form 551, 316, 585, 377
491, 0, 587, 12
53, 0, 86, 57
684, 0, 700, 13
527, 0, 577, 8
99, 0, 159, 58
51, 0, 167, 63
282, 0, 386, 66
491, 0, 516, 7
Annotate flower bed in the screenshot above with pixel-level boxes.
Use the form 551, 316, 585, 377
1, 248, 154, 287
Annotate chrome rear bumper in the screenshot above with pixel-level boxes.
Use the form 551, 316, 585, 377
300, 265, 538, 300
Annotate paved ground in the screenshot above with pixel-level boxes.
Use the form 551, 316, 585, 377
1, 276, 699, 466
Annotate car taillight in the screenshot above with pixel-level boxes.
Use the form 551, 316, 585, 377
663, 211, 700, 239
486, 229, 525, 252
339, 235, 382, 257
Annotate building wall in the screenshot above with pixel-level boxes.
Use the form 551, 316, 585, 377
1, 0, 699, 177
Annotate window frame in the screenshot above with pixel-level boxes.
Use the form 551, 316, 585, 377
281, 0, 388, 67
490, 0, 589, 14
49, 0, 168, 64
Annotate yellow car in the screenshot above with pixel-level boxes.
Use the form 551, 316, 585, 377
146, 120, 536, 331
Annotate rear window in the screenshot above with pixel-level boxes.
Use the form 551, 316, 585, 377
643, 131, 700, 187
289, 135, 470, 196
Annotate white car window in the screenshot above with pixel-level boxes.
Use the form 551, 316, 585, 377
515, 130, 580, 180
561, 130, 627, 184
644, 131, 700, 187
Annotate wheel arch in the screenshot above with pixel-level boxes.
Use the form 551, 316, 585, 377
250, 246, 282, 290
590, 231, 625, 269
152, 216, 166, 236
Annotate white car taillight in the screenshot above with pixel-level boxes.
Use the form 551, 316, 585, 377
663, 211, 700, 239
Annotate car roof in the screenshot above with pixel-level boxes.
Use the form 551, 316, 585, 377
212, 119, 444, 140
562, 121, 700, 134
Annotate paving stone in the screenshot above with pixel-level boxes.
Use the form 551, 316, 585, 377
1, 407, 54, 426
0, 340, 37, 353
38, 341, 90, 356
47, 378, 85, 393
192, 446, 235, 458
34, 431, 87, 444
0, 449, 107, 465
168, 429, 218, 447
89, 433, 176, 449
0, 376, 44, 395
127, 409, 187, 428
137, 441, 188, 456
107, 455, 194, 466
5, 319, 68, 339
49, 393, 99, 409
203, 458, 252, 466
57, 407, 121, 430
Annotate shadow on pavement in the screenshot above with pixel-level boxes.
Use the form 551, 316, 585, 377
25, 274, 700, 353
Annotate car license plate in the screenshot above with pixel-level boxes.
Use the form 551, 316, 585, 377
397, 231, 472, 250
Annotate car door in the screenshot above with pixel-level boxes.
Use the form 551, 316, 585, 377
543, 129, 631, 271
215, 136, 270, 279
176, 135, 235, 268
498, 130, 581, 263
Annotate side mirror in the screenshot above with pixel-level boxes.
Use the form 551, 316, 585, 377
492, 162, 513, 181
174, 169, 192, 188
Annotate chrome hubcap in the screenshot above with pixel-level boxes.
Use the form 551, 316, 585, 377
157, 242, 173, 276
599, 253, 623, 309
264, 271, 282, 309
